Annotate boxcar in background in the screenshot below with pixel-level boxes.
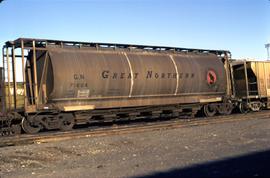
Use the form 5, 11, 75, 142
231, 60, 270, 112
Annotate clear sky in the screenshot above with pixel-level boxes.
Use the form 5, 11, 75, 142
0, 0, 269, 60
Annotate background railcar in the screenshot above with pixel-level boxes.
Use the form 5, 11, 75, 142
231, 60, 270, 112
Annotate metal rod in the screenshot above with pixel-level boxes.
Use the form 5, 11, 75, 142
229, 62, 236, 98
12, 45, 17, 109
1, 47, 6, 113
27, 60, 34, 104
6, 47, 11, 110
6, 54, 23, 58
32, 40, 39, 107
263, 63, 267, 96
244, 62, 249, 99
255, 63, 260, 97
21, 39, 27, 108
23, 47, 47, 51
225, 52, 232, 96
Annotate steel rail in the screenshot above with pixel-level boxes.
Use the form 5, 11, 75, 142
0, 111, 270, 148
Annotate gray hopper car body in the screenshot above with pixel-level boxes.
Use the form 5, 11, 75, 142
34, 47, 227, 111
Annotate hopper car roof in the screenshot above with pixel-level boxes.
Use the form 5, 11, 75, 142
230, 60, 270, 66
4, 38, 230, 56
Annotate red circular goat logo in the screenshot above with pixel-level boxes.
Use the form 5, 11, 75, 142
207, 70, 217, 85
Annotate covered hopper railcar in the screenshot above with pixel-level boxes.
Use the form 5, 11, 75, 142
0, 38, 233, 134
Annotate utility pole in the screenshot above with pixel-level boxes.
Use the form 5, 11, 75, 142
266, 43, 270, 60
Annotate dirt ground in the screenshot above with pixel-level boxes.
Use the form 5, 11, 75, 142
0, 116, 270, 178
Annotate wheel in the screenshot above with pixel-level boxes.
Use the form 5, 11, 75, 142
203, 104, 217, 117
250, 102, 262, 112
58, 113, 75, 131
11, 124, 21, 135
239, 103, 249, 114
21, 117, 41, 134
222, 103, 233, 115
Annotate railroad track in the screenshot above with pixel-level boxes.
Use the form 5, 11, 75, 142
1, 111, 270, 148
